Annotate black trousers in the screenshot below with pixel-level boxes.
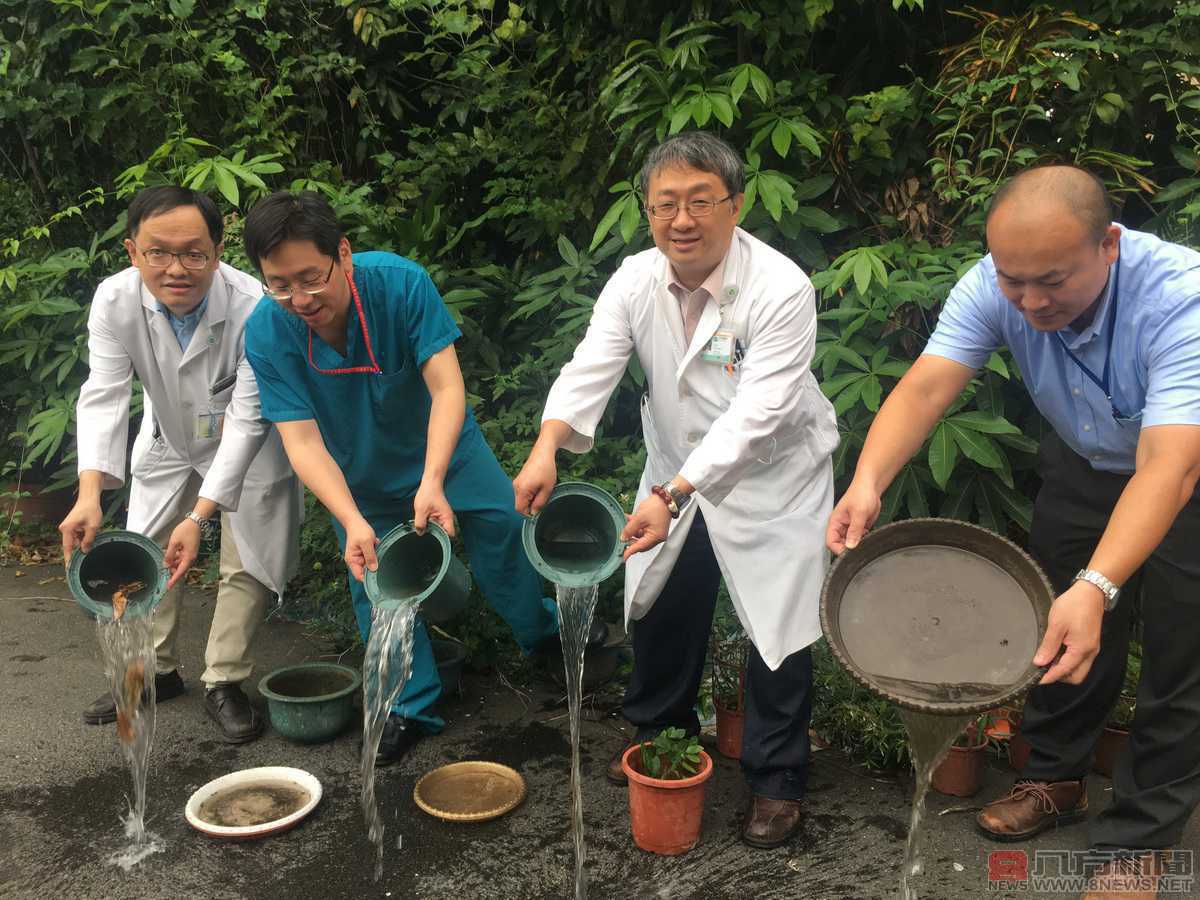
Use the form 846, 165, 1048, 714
622, 509, 813, 801
1020, 432, 1200, 851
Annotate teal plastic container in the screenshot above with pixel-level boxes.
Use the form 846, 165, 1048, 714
258, 662, 362, 743
67, 530, 169, 621
363, 520, 472, 623
521, 481, 626, 588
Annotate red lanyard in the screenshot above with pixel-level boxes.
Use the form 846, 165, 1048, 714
306, 270, 383, 375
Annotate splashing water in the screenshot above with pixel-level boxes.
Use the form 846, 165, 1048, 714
555, 583, 599, 900
94, 614, 163, 867
896, 709, 972, 899
360, 604, 418, 883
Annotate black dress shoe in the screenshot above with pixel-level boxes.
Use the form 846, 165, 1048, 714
375, 715, 422, 767
205, 683, 264, 744
82, 669, 186, 725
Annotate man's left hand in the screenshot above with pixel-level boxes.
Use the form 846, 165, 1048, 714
620, 495, 672, 561
1033, 580, 1105, 685
164, 518, 202, 590
414, 480, 456, 537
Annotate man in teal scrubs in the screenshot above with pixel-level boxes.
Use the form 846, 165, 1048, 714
241, 191, 590, 764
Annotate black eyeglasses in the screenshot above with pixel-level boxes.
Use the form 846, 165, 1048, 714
263, 259, 338, 301
645, 196, 734, 220
135, 246, 211, 270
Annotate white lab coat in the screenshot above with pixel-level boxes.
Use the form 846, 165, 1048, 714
75, 262, 301, 597
542, 228, 839, 669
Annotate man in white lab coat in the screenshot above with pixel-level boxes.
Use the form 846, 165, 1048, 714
514, 133, 838, 848
60, 186, 302, 744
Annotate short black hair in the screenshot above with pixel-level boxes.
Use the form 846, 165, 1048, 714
639, 132, 746, 198
242, 191, 344, 269
126, 186, 223, 245
987, 165, 1114, 243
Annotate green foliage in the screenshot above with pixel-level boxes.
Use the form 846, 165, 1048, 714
811, 639, 910, 771
639, 726, 704, 780
1, 1, 1197, 749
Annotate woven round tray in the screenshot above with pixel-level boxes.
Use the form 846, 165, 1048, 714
412, 761, 526, 822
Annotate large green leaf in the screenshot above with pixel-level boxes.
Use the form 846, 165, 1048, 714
928, 423, 958, 488
949, 424, 1003, 469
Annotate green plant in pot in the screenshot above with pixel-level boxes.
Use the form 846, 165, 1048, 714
931, 714, 990, 798
621, 727, 714, 856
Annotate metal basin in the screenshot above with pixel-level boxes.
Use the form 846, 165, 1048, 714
820, 518, 1054, 715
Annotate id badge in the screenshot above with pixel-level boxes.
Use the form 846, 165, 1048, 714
194, 411, 224, 440
701, 330, 736, 364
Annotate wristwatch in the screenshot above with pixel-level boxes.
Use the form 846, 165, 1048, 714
185, 511, 217, 541
1073, 569, 1121, 611
651, 481, 692, 519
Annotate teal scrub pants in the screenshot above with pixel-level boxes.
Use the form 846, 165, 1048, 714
333, 436, 558, 731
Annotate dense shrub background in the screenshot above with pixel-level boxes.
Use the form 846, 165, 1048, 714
2, 1, 1197, 754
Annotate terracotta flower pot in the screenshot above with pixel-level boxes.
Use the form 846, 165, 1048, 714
714, 701, 744, 760
931, 732, 988, 797
622, 744, 713, 856
1093, 726, 1129, 777
3, 481, 74, 525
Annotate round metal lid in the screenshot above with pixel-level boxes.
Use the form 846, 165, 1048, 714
820, 518, 1054, 715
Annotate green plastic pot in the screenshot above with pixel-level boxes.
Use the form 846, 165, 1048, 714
67, 530, 169, 621
521, 482, 626, 588
363, 520, 472, 624
258, 662, 362, 744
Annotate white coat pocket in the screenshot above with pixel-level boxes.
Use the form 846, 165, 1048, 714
130, 437, 169, 481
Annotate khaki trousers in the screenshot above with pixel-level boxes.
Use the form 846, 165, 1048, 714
147, 476, 271, 687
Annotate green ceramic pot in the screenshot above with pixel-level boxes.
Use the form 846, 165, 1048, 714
258, 662, 362, 744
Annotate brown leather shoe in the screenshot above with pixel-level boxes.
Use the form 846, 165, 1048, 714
1081, 851, 1165, 899
976, 779, 1088, 841
606, 742, 638, 785
742, 795, 803, 849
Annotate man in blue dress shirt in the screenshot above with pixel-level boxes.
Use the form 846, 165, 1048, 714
826, 166, 1200, 897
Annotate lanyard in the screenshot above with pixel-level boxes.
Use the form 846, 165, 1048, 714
307, 270, 383, 376
1055, 258, 1125, 419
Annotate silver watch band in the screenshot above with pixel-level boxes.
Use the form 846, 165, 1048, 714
664, 481, 692, 513
186, 511, 217, 540
1073, 568, 1120, 610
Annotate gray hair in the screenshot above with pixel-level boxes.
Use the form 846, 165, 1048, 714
638, 132, 746, 198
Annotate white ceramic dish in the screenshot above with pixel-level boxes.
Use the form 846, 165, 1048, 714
184, 766, 322, 840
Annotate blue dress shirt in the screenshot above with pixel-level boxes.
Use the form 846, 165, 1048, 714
923, 226, 1200, 473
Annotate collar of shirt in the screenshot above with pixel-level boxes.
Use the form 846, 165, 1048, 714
155, 295, 209, 351
1058, 267, 1116, 352
666, 253, 730, 345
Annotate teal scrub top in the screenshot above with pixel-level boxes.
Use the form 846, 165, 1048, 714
245, 251, 482, 511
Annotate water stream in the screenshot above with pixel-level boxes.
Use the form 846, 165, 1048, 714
555, 583, 599, 900
896, 709, 972, 900
94, 613, 163, 869
360, 603, 419, 882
